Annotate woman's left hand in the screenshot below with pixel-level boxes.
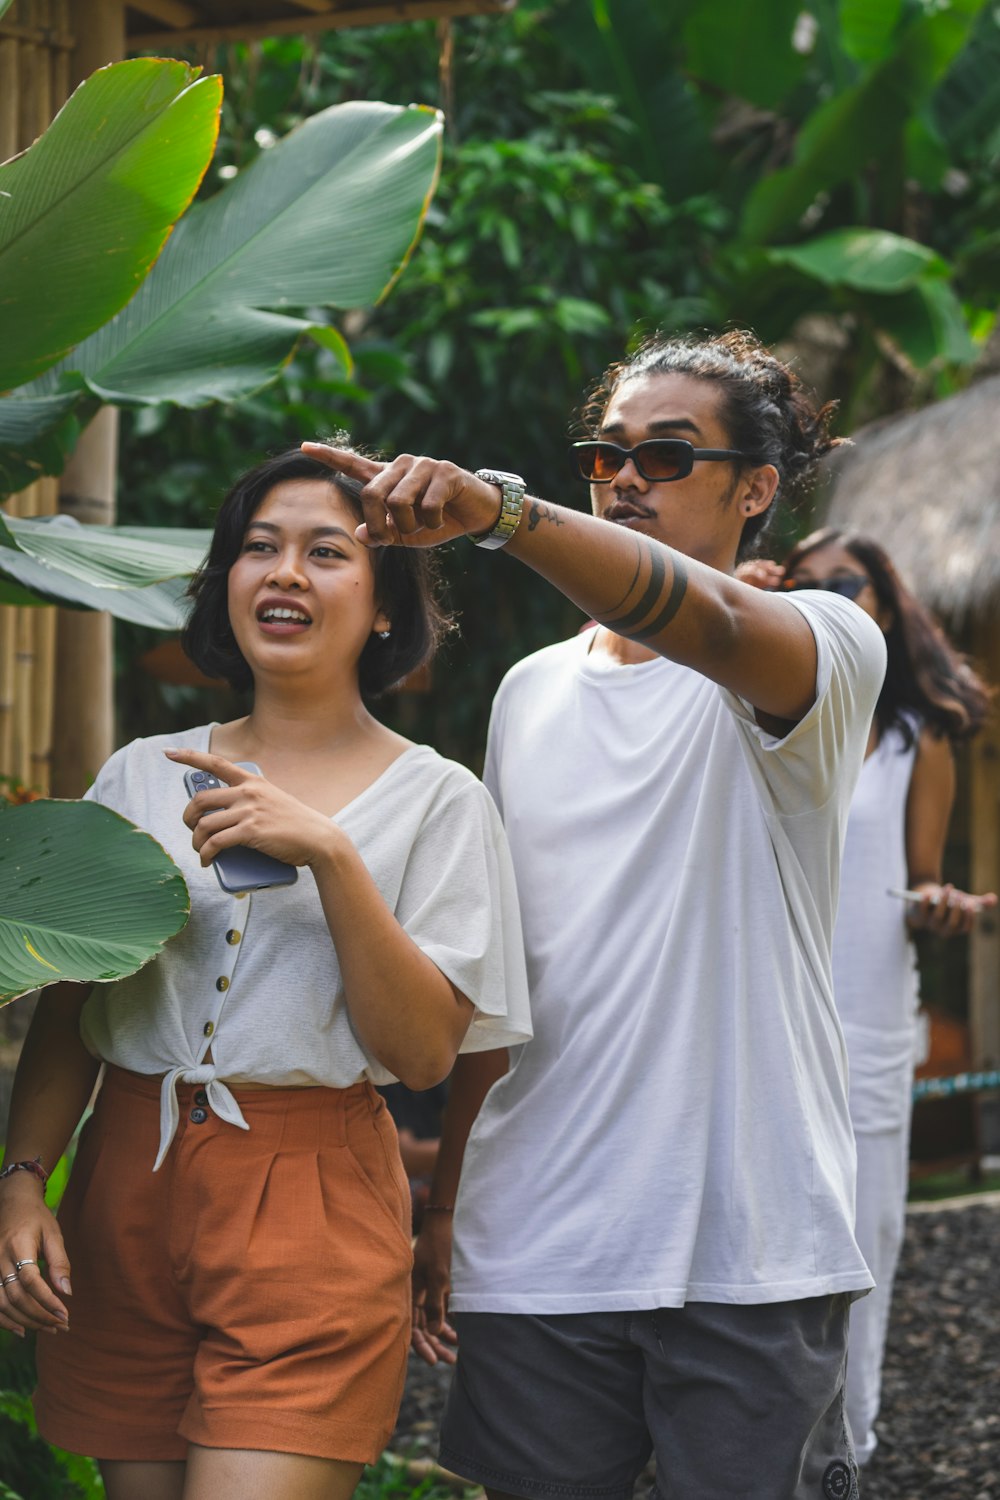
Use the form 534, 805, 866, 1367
165, 748, 339, 869
906, 881, 998, 936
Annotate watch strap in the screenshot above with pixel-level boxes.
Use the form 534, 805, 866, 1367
470, 470, 527, 550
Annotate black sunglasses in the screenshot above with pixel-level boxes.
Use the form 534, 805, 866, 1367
781, 575, 869, 601
570, 439, 748, 484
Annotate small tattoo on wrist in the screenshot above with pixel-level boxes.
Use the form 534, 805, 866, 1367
527, 501, 565, 532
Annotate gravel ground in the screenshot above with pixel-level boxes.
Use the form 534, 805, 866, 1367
389, 1195, 1000, 1498
862, 1195, 999, 1500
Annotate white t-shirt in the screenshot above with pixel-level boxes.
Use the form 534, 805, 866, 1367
450, 592, 886, 1312
81, 726, 532, 1169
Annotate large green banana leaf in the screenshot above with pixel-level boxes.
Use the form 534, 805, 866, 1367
931, 3, 1000, 148
839, 0, 905, 66
0, 513, 207, 625
553, 0, 715, 201
765, 228, 948, 293
741, 0, 985, 243
48, 100, 443, 407
0, 387, 90, 494
682, 0, 805, 110
0, 59, 222, 393
0, 549, 192, 626
0, 800, 189, 1004
0, 512, 208, 589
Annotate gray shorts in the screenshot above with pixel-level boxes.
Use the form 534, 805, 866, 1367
439, 1296, 859, 1500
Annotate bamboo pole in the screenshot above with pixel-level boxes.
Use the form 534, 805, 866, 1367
0, 606, 16, 780
12, 482, 40, 787
0, 39, 17, 157
48, 0, 125, 798
8, 3, 52, 790
25, 9, 66, 798
2, 3, 59, 792
51, 0, 70, 105
29, 478, 59, 797
51, 408, 119, 797
969, 613, 1000, 1070
15, 5, 38, 151
0, 30, 20, 781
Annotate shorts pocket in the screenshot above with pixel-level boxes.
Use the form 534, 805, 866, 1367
343, 1130, 413, 1256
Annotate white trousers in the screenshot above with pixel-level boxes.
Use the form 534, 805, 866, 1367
847, 1122, 911, 1464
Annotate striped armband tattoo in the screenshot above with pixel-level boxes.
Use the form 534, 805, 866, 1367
595, 538, 688, 642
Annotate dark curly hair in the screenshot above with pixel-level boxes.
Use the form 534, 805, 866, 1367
182, 449, 453, 699
783, 528, 992, 746
579, 330, 844, 562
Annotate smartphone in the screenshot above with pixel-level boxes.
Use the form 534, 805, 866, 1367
183, 762, 298, 895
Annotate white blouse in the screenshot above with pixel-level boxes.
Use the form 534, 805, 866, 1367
82, 725, 532, 1168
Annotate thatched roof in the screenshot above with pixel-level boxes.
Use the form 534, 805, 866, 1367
822, 373, 1000, 618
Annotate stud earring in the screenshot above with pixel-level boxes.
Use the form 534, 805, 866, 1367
377, 629, 391, 640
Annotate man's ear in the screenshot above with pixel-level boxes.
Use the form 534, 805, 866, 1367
740, 464, 779, 517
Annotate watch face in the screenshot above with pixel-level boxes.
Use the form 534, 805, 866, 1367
476, 469, 525, 488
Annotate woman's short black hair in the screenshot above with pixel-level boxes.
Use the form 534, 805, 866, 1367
181, 448, 453, 699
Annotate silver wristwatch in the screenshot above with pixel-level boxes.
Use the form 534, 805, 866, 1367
470, 469, 527, 550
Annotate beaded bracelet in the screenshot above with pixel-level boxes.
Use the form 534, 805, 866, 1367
0, 1157, 48, 1192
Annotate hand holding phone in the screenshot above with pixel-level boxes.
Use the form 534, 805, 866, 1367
886, 883, 997, 937
183, 762, 298, 895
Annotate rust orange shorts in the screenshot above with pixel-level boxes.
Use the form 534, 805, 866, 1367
34, 1066, 412, 1464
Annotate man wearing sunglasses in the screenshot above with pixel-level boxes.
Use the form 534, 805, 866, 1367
303, 330, 885, 1500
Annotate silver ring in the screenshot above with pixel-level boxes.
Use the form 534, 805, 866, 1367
14, 1259, 35, 1273
2, 1271, 19, 1286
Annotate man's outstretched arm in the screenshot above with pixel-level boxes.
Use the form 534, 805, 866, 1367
302, 445, 817, 723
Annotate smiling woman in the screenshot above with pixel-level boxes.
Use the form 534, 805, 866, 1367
0, 449, 532, 1500
182, 451, 450, 701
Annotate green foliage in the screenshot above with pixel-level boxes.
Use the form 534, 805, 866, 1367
0, 1329, 103, 1499
0, 75, 442, 492
38, 102, 441, 410
766, 228, 947, 293
683, 0, 806, 109
0, 389, 88, 495
115, 0, 1000, 768
0, 511, 207, 589
0, 59, 222, 393
0, 513, 206, 624
839, 0, 906, 66
356, 1454, 470, 1499
740, 1, 984, 244
550, 0, 997, 372
0, 800, 189, 1003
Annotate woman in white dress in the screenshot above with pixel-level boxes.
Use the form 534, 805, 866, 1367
746, 527, 995, 1465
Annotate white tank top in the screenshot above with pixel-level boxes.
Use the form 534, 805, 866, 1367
834, 721, 920, 1131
